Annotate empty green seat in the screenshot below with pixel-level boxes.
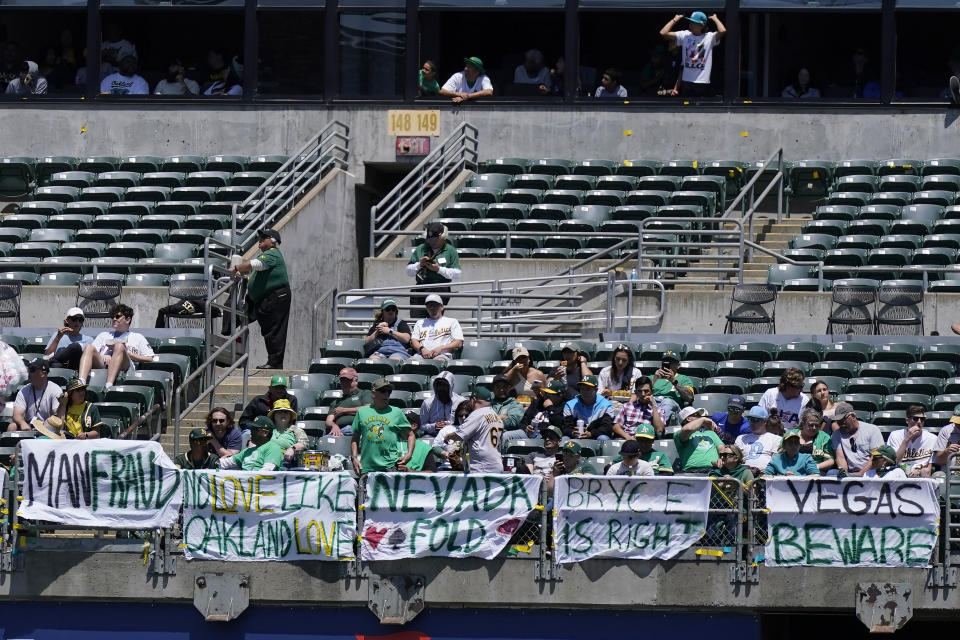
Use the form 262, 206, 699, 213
456, 187, 500, 204
838, 393, 883, 412
249, 155, 287, 172
878, 159, 922, 176
859, 361, 907, 378
205, 155, 248, 172
468, 173, 512, 190
824, 342, 874, 364
323, 338, 365, 359
35, 156, 76, 186
834, 174, 877, 193
76, 156, 119, 173
530, 158, 575, 176
480, 158, 530, 175
186, 171, 232, 187
2, 214, 46, 230
95, 171, 140, 188
58, 242, 104, 259
141, 172, 185, 188
539, 189, 581, 206
883, 392, 932, 410
844, 377, 895, 395
105, 242, 153, 259
126, 273, 169, 286
0, 157, 36, 197
512, 173, 555, 191
35, 186, 80, 203
119, 156, 163, 173
0, 271, 39, 285
835, 160, 879, 178
12, 242, 59, 258
17, 201, 64, 216
79, 186, 124, 202
789, 160, 835, 199
660, 160, 699, 177
702, 376, 749, 394
768, 264, 814, 286
172, 186, 215, 202
48, 171, 96, 189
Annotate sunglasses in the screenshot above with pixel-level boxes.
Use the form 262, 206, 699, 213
67, 316, 84, 322
210, 418, 227, 423
748, 417, 765, 422
719, 452, 738, 459
374, 388, 393, 395
907, 416, 926, 422
112, 314, 129, 320
727, 407, 743, 413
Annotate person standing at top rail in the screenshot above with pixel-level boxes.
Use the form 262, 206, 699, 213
659, 11, 726, 98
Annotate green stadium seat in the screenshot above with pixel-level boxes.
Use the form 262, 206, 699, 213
309, 357, 355, 375
541, 189, 584, 206
809, 360, 860, 378
96, 401, 140, 431
702, 377, 749, 394
35, 156, 76, 186
747, 376, 781, 393
172, 186, 215, 202
90, 255, 136, 274
680, 360, 716, 378
933, 393, 960, 410
485, 203, 529, 220
105, 242, 153, 259
907, 361, 954, 379
526, 203, 570, 221
790, 233, 836, 251
878, 159, 922, 176
140, 215, 185, 231
79, 186, 125, 202
2, 214, 46, 230
500, 188, 542, 205
814, 204, 858, 221
872, 410, 906, 427
204, 155, 248, 172
48, 171, 96, 189
122, 228, 168, 244
487, 247, 531, 258
399, 359, 445, 376
468, 173, 512, 190
160, 155, 204, 173
456, 186, 500, 204
231, 171, 271, 187
322, 338, 365, 359
789, 160, 835, 199
530, 159, 575, 176
554, 175, 597, 191
216, 186, 255, 202
511, 174, 555, 191
869, 192, 911, 207
870, 343, 919, 364
883, 393, 933, 410
834, 174, 878, 193
858, 361, 907, 378
383, 373, 430, 392
155, 201, 200, 217
0, 157, 35, 197
728, 341, 776, 361
353, 358, 401, 376
835, 160, 879, 178
77, 156, 119, 174
693, 393, 732, 415
472, 218, 514, 233
126, 273, 169, 286
186, 171, 232, 188
921, 345, 960, 367
777, 342, 825, 363
715, 359, 761, 378
95, 171, 140, 188
895, 377, 942, 396
835, 235, 877, 251
480, 158, 531, 175
58, 242, 103, 259
138, 353, 191, 388
616, 160, 662, 177
386, 390, 413, 409
878, 234, 921, 250
687, 342, 729, 362
827, 192, 870, 207
78, 228, 122, 244
844, 376, 895, 395
11, 242, 58, 259
922, 158, 960, 176
768, 264, 814, 286
35, 185, 80, 203
183, 214, 230, 231
824, 248, 867, 267
838, 393, 883, 412
38, 270, 82, 286
119, 155, 163, 173
760, 360, 808, 377
48, 213, 94, 231
583, 189, 624, 207
660, 160, 699, 177
921, 175, 960, 192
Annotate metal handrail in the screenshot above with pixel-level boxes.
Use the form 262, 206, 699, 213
370, 122, 479, 256
232, 120, 350, 251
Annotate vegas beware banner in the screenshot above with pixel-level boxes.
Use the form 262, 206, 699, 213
554, 475, 713, 564
18, 439, 182, 528
182, 470, 358, 561
765, 477, 940, 568
361, 472, 542, 560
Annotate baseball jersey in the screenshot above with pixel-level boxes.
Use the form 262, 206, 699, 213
455, 406, 504, 473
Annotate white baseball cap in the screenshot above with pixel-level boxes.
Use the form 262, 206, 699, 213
424, 294, 444, 305
66, 307, 85, 318
678, 407, 707, 422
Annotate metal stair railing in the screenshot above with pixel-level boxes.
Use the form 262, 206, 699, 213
232, 120, 350, 250
370, 122, 479, 257
313, 273, 665, 355
721, 148, 786, 265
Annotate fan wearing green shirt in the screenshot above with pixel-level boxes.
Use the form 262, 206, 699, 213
350, 378, 416, 474
673, 406, 723, 474
230, 228, 290, 370
220, 415, 285, 471
651, 350, 694, 424
635, 423, 674, 474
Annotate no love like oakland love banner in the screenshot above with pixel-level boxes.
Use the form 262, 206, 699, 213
361, 472, 542, 560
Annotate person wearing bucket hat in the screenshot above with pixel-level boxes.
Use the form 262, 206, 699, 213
406, 221, 461, 318
563, 375, 616, 440
443, 385, 504, 473
8, 358, 62, 433
613, 376, 666, 440
269, 398, 308, 464
763, 429, 819, 476
675, 405, 723, 474
230, 226, 290, 370
408, 293, 464, 362
525, 424, 563, 479
605, 439, 655, 476
350, 378, 416, 474
174, 428, 219, 470
53, 377, 105, 440
829, 401, 884, 476
659, 10, 726, 97
734, 406, 782, 473
439, 56, 494, 104
44, 306, 93, 370
239, 374, 298, 431
651, 350, 695, 424
365, 299, 412, 360
934, 403, 960, 468
221, 415, 285, 471
865, 445, 907, 479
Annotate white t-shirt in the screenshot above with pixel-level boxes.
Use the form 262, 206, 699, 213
412, 316, 463, 351
758, 387, 810, 430
442, 72, 493, 95
831, 422, 884, 473
92, 330, 155, 373
100, 73, 149, 95
598, 365, 642, 394
605, 459, 655, 476
735, 432, 782, 471
154, 78, 200, 95
864, 467, 907, 480
675, 30, 719, 84
885, 428, 937, 471
455, 406, 504, 473
513, 65, 551, 87
594, 85, 628, 98
15, 382, 63, 423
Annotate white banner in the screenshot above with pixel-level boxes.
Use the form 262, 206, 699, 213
765, 478, 940, 567
182, 471, 358, 561
554, 475, 713, 564
18, 439, 182, 529
361, 472, 542, 560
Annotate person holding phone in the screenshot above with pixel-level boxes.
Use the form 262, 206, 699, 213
548, 344, 592, 400
651, 350, 695, 424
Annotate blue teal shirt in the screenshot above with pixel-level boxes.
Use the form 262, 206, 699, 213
712, 412, 749, 441
764, 452, 819, 476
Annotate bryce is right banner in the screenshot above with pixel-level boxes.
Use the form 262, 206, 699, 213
764, 478, 939, 568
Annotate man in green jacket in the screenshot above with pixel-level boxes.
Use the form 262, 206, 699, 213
491, 374, 524, 433
230, 228, 291, 370
405, 222, 461, 318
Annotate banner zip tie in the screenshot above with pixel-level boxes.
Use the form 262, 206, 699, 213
142, 541, 150, 566
533, 504, 544, 511
356, 535, 364, 542
0, 509, 7, 515
358, 505, 365, 510
695, 548, 724, 557
178, 543, 188, 549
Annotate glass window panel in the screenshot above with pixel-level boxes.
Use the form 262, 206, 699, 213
339, 10, 405, 97
258, 0, 324, 6
580, 11, 725, 98
580, 0, 721, 8
97, 12, 243, 97
895, 12, 956, 99
739, 12, 881, 99
0, 13, 86, 95
421, 10, 565, 98
740, 0, 880, 9
422, 0, 563, 8
258, 11, 324, 95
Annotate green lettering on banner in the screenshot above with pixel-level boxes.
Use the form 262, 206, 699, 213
829, 524, 858, 565
857, 525, 878, 564
880, 526, 905, 564
573, 518, 594, 554
651, 522, 671, 549
445, 519, 463, 552
402, 474, 426, 513
608, 481, 628, 511
463, 519, 485, 553
334, 473, 357, 512
455, 477, 480, 512
630, 520, 651, 550
663, 481, 691, 515
772, 523, 803, 565
607, 518, 625, 551
906, 528, 937, 565
429, 475, 457, 512
429, 518, 449, 552
368, 474, 401, 511
564, 477, 586, 508
410, 518, 430, 554
626, 482, 652, 513
482, 476, 508, 512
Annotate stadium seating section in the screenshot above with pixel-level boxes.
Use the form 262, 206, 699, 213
0, 155, 289, 282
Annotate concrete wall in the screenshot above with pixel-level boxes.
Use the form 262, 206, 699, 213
15, 286, 167, 332
4, 105, 960, 183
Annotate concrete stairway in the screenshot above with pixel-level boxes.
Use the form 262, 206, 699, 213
159, 367, 305, 458
740, 214, 812, 282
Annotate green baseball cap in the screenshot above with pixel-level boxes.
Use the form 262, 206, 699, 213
380, 299, 398, 310
189, 427, 210, 441
542, 380, 565, 395
371, 378, 394, 392
635, 423, 656, 440
578, 375, 599, 388
269, 375, 288, 388
562, 441, 581, 455
871, 444, 897, 463
542, 425, 562, 440
250, 415, 276, 431
472, 386, 494, 401
463, 56, 485, 74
